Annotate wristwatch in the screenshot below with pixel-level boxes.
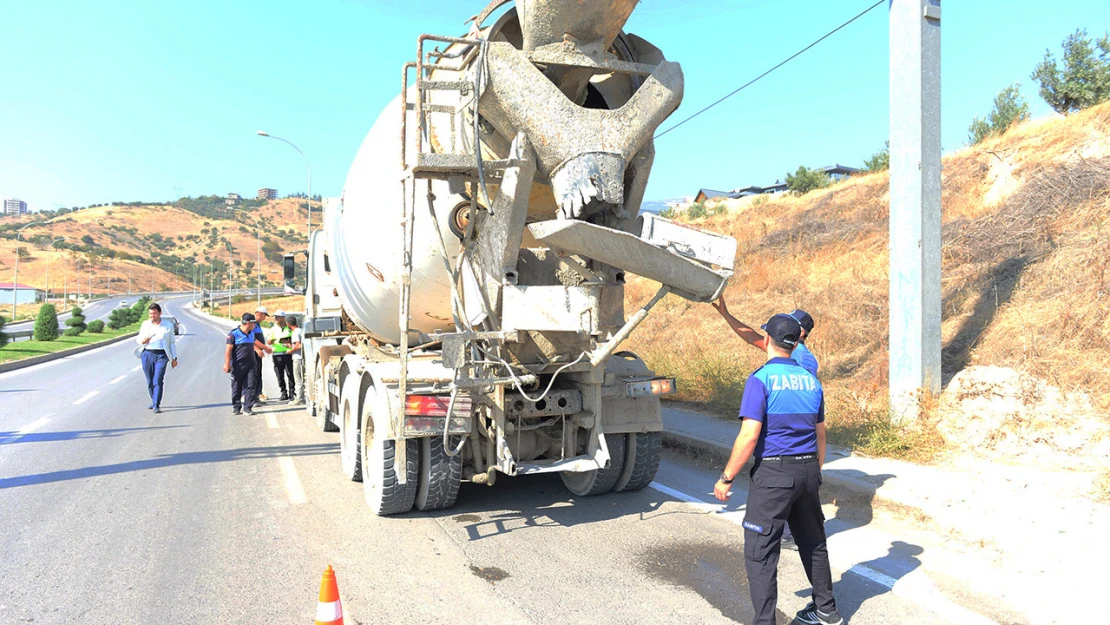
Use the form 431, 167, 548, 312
719, 472, 733, 484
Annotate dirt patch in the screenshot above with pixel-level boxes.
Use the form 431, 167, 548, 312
937, 366, 1110, 470
469, 565, 510, 583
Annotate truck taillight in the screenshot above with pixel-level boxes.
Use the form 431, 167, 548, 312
625, 377, 676, 398
404, 394, 472, 417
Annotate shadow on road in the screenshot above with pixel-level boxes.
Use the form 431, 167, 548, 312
431, 473, 694, 540
826, 541, 924, 621
0, 442, 338, 489
822, 472, 896, 539
0, 425, 186, 444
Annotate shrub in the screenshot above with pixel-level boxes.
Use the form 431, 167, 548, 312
686, 201, 708, 219
108, 308, 134, 330
34, 304, 60, 341
658, 206, 677, 219
66, 306, 87, 333
0, 313, 7, 348
1031, 29, 1110, 114
785, 166, 831, 195
87, 320, 105, 333
63, 326, 84, 337
863, 141, 890, 173
968, 83, 1031, 144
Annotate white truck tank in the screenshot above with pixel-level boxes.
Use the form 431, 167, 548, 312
332, 94, 465, 344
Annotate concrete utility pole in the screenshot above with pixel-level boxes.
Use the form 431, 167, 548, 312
889, 0, 942, 423
45, 237, 64, 304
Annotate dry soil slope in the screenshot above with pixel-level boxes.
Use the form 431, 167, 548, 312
0, 198, 311, 294
627, 102, 1110, 468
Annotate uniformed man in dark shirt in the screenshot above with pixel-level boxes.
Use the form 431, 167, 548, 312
223, 313, 271, 415
713, 313, 843, 625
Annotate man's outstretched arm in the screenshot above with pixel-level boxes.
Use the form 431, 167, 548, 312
711, 297, 768, 350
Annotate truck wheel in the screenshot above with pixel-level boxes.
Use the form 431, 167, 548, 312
315, 360, 338, 432
339, 378, 362, 482
560, 433, 626, 496
414, 436, 462, 511
361, 388, 418, 515
613, 431, 662, 492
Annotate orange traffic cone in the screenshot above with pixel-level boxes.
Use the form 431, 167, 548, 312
314, 565, 343, 625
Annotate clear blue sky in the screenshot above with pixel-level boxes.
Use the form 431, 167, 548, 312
1, 0, 1106, 212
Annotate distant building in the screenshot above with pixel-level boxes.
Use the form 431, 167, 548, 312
4, 198, 28, 216
0, 282, 44, 304
226, 193, 242, 206
257, 188, 278, 200
693, 164, 860, 203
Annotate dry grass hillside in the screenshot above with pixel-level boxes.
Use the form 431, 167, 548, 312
627, 102, 1110, 469
0, 198, 313, 299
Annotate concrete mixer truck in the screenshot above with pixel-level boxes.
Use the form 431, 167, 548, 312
295, 0, 737, 515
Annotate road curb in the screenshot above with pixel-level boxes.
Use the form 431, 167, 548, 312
661, 429, 881, 499
0, 331, 140, 375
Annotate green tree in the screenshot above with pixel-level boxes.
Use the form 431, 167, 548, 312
0, 313, 8, 348
863, 141, 890, 173
1031, 29, 1110, 114
968, 83, 1031, 144
65, 306, 87, 335
785, 166, 831, 195
81, 234, 96, 246
34, 304, 60, 341
16, 246, 31, 260
87, 320, 105, 333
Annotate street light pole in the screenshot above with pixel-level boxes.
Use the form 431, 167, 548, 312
45, 237, 64, 304
256, 130, 312, 247
12, 221, 45, 322
226, 242, 234, 319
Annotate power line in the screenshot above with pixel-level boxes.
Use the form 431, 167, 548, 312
655, 0, 885, 139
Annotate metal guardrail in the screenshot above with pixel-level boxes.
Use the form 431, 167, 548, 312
6, 329, 34, 343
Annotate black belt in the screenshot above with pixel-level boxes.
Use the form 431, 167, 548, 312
758, 454, 818, 464
145, 349, 166, 355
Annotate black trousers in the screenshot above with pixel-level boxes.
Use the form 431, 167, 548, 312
254, 353, 264, 397
273, 354, 294, 395
743, 456, 836, 625
231, 363, 258, 411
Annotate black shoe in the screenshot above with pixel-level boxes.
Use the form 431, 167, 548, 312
152, 407, 162, 414
233, 407, 242, 415
781, 535, 799, 551
795, 603, 844, 625
243, 407, 254, 415
280, 393, 289, 401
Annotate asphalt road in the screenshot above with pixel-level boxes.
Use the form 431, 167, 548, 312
0, 299, 1010, 624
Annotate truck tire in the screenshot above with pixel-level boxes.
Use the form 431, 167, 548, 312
613, 431, 662, 492
339, 378, 362, 482
315, 359, 338, 432
361, 387, 418, 515
414, 436, 462, 511
560, 433, 626, 496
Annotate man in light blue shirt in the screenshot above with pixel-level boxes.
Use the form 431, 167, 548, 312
136, 302, 178, 414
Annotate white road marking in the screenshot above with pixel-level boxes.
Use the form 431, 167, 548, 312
649, 480, 999, 625
278, 456, 307, 504
109, 374, 128, 385
265, 413, 279, 429
1, 417, 52, 445
72, 390, 100, 405
130, 365, 142, 373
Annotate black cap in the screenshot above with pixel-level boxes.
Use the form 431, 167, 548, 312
241, 312, 256, 324
787, 309, 814, 333
761, 313, 801, 348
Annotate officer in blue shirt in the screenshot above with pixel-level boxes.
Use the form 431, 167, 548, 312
713, 314, 842, 625
713, 299, 819, 550
223, 313, 271, 415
